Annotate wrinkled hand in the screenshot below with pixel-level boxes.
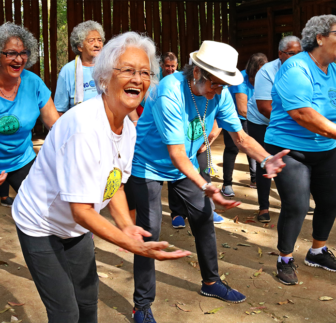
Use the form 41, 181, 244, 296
136, 241, 191, 260
122, 225, 152, 243
204, 184, 241, 210
264, 150, 289, 178
0, 171, 7, 186
197, 143, 207, 154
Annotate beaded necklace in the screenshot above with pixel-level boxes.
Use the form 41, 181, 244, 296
188, 81, 216, 175
0, 79, 19, 99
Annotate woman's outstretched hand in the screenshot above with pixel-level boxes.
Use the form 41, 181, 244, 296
264, 150, 290, 178
0, 171, 7, 186
204, 184, 241, 210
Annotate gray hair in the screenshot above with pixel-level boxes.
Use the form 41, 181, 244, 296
93, 31, 160, 94
302, 15, 336, 52
182, 63, 210, 84
70, 20, 105, 55
0, 22, 38, 68
278, 35, 301, 51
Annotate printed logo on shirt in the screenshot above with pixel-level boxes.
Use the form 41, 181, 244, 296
0, 115, 20, 135
328, 89, 336, 108
83, 80, 96, 89
103, 167, 122, 201
187, 117, 206, 141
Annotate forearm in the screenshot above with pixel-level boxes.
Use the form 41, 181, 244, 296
128, 110, 139, 125
256, 100, 272, 119
236, 93, 248, 118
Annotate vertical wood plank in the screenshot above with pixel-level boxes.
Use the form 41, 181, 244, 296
74, 0, 83, 26
214, 2, 220, 41
153, 1, 160, 52
103, 0, 112, 41
162, 1, 170, 53
306, 4, 313, 21
177, 1, 186, 67
112, 0, 121, 35
67, 0, 76, 61
228, 0, 236, 47
84, 0, 93, 20
130, 1, 137, 31
267, 7, 274, 61
292, 0, 300, 37
206, 1, 212, 40
42, 0, 50, 88
14, 0, 21, 25
31, 0, 40, 75
5, 0, 13, 22
137, 0, 144, 32
170, 1, 178, 56
50, 0, 57, 97
93, 0, 102, 24
121, 0, 128, 33
23, 0, 30, 29
221, 1, 228, 43
199, 2, 206, 42
145, 1, 152, 38
193, 2, 199, 49
0, 0, 4, 25
186, 2, 194, 57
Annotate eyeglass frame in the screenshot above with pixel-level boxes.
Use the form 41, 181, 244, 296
0, 50, 31, 60
202, 75, 229, 89
280, 50, 302, 56
113, 67, 155, 80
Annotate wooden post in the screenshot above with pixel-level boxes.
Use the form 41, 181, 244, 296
137, 0, 144, 32
221, 1, 228, 43
153, 1, 160, 53
229, 0, 236, 47
206, 1, 212, 40
5, 0, 13, 22
170, 2, 178, 56
42, 0, 50, 88
74, 0, 83, 26
112, 0, 121, 36
199, 2, 206, 42
93, 0, 102, 24
50, 0, 57, 97
214, 2, 220, 41
67, 0, 76, 62
177, 1, 186, 67
84, 0, 93, 20
193, 2, 199, 50
23, 0, 31, 31
145, 1, 153, 38
31, 0, 40, 76
121, 0, 128, 33
267, 7, 274, 61
130, 1, 137, 31
162, 1, 170, 53
14, 0, 21, 25
186, 2, 194, 56
292, 0, 301, 37
0, 0, 3, 25
103, 0, 112, 41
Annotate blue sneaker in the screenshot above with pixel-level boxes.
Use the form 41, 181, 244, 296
172, 216, 186, 229
213, 212, 225, 224
132, 304, 156, 323
200, 280, 246, 303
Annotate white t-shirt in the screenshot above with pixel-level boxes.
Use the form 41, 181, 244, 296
12, 95, 136, 238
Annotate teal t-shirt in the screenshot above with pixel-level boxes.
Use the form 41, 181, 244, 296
0, 70, 51, 172
229, 70, 254, 120
132, 72, 242, 181
265, 52, 336, 152
54, 60, 98, 112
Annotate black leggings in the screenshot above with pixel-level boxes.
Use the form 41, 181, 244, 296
265, 144, 336, 254
247, 121, 271, 210
223, 119, 256, 186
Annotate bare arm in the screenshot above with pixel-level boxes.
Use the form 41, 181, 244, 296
40, 97, 60, 129
256, 99, 272, 119
128, 110, 140, 126
287, 107, 336, 139
0, 171, 7, 186
235, 93, 248, 118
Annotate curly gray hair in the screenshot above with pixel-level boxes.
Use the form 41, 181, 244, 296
93, 31, 160, 95
0, 22, 38, 68
70, 20, 105, 55
302, 15, 336, 52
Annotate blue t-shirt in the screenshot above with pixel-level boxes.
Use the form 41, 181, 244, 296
265, 52, 336, 152
54, 60, 98, 112
0, 70, 51, 172
229, 70, 254, 120
247, 58, 282, 126
159, 66, 178, 81
132, 72, 242, 181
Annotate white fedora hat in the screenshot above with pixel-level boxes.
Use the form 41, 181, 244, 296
190, 41, 243, 86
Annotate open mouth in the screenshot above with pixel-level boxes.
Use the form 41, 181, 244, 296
10, 65, 22, 72
124, 87, 141, 97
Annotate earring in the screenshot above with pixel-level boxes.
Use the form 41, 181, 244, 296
318, 41, 322, 46
193, 78, 196, 85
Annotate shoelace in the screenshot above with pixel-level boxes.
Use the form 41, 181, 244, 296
284, 260, 298, 273
326, 249, 336, 262
139, 305, 154, 323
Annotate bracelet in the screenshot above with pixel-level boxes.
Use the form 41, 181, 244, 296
132, 120, 139, 123
201, 183, 212, 191
261, 155, 273, 169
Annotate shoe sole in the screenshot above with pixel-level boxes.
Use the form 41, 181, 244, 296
1, 203, 12, 208
276, 270, 298, 285
213, 221, 225, 224
258, 218, 271, 223
221, 191, 235, 197
172, 225, 185, 229
304, 259, 336, 272
200, 290, 246, 303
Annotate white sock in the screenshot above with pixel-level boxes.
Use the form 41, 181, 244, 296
309, 246, 325, 255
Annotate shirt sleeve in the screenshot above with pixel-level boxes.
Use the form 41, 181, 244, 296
56, 133, 102, 203
215, 89, 243, 132
230, 80, 248, 96
274, 66, 313, 111
255, 68, 273, 100
151, 95, 185, 145
54, 68, 71, 112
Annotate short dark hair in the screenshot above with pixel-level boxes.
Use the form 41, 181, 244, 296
161, 52, 177, 63
245, 53, 268, 78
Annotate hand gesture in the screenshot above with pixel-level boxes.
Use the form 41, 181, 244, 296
0, 171, 7, 186
204, 184, 241, 210
122, 225, 152, 243
263, 150, 290, 178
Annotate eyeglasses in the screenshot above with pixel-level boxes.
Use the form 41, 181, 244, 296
202, 75, 229, 89
0, 50, 31, 60
113, 67, 154, 81
280, 50, 302, 56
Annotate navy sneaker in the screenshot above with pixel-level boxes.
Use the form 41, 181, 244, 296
277, 258, 298, 285
1, 197, 13, 208
172, 216, 186, 229
213, 212, 225, 224
200, 280, 246, 303
304, 247, 336, 272
132, 304, 156, 323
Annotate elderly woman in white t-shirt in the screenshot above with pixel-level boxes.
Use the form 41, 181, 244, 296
12, 32, 190, 323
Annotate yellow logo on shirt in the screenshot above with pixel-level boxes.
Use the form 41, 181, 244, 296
103, 168, 122, 201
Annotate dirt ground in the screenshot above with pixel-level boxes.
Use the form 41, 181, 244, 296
1, 134, 336, 323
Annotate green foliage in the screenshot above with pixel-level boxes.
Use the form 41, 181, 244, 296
56, 0, 68, 74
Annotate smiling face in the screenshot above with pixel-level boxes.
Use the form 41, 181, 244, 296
319, 24, 336, 63
107, 46, 151, 111
77, 30, 103, 61
162, 58, 178, 77
0, 37, 27, 80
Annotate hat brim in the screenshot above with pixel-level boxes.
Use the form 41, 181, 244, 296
190, 52, 243, 86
